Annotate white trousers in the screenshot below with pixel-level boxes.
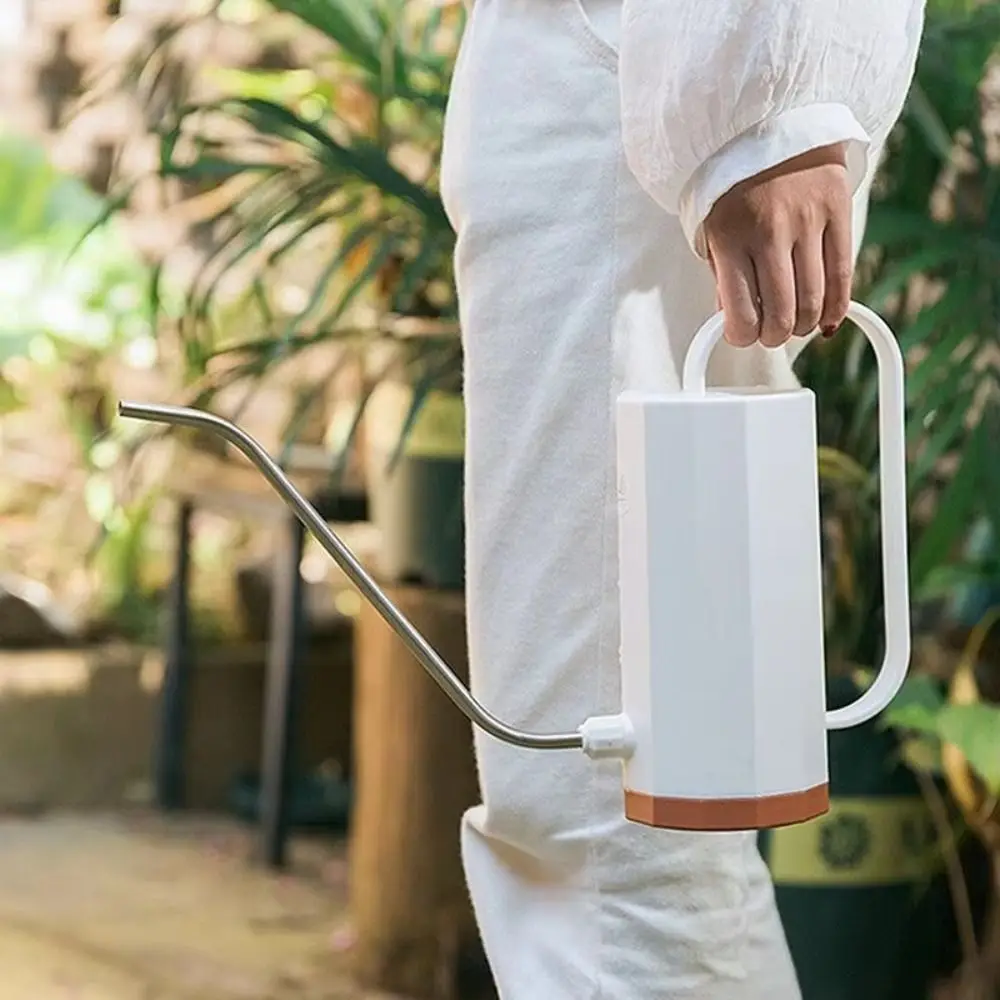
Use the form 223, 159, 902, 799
441, 2, 876, 996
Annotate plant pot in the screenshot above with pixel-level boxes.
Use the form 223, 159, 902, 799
227, 768, 351, 831
363, 377, 465, 591
759, 676, 990, 1000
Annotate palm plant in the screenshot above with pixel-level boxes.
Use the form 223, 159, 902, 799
800, 0, 1000, 671
90, 0, 464, 452
794, 7, 1000, 993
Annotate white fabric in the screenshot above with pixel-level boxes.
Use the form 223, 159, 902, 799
619, 0, 925, 255
440, 1, 919, 997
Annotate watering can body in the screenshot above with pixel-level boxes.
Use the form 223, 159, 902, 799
617, 384, 829, 829
119, 302, 911, 834
616, 302, 910, 831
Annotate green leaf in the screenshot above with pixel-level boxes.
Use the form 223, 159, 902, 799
317, 229, 398, 328
178, 170, 336, 327
202, 96, 450, 225
0, 331, 36, 363
267, 197, 362, 265
267, 0, 383, 76
393, 232, 449, 312
279, 215, 388, 341
979, 402, 1000, 518
905, 320, 977, 401
898, 278, 983, 351
886, 703, 946, 736
909, 387, 976, 485
863, 207, 956, 249
898, 734, 945, 775
817, 446, 872, 488
906, 371, 972, 448
0, 133, 105, 251
936, 703, 1000, 792
205, 66, 321, 104
0, 373, 22, 414
385, 345, 463, 473
883, 674, 947, 733
419, 3, 447, 50
160, 158, 282, 181
904, 80, 959, 162
866, 243, 973, 306
917, 561, 995, 602
910, 419, 989, 588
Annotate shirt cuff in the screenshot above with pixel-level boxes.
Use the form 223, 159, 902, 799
678, 102, 871, 258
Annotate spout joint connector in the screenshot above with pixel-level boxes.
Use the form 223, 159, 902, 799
579, 714, 635, 760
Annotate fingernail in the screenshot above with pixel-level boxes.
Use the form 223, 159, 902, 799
821, 325, 837, 339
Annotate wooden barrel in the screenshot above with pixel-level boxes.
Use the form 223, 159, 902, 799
349, 583, 489, 999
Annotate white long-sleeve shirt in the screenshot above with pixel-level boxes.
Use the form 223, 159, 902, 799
617, 0, 926, 255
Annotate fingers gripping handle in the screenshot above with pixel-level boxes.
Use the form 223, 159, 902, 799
682, 302, 912, 730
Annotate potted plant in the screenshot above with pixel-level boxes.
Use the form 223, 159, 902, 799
758, 3, 1000, 996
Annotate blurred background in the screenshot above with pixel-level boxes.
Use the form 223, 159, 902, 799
0, 0, 998, 997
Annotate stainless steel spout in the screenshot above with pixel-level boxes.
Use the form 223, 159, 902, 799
118, 401, 584, 751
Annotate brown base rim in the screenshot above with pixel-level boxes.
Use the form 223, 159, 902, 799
624, 783, 830, 831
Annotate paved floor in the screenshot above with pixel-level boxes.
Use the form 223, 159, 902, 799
0, 811, 388, 1000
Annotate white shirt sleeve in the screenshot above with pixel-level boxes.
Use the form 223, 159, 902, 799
619, 0, 926, 256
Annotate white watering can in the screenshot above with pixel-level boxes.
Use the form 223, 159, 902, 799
119, 300, 910, 833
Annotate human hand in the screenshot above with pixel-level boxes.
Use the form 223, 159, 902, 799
703, 143, 853, 348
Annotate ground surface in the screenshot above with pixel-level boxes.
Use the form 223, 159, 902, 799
0, 811, 386, 1000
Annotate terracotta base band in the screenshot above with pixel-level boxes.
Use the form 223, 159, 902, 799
625, 783, 830, 832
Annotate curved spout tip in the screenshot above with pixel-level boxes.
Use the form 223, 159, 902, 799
118, 400, 144, 421
117, 400, 193, 428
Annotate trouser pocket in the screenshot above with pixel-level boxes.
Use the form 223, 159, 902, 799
559, 0, 621, 63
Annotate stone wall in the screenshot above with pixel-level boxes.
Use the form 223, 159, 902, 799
0, 634, 353, 812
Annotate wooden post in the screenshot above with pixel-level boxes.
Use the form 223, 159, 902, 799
350, 584, 487, 999
156, 498, 192, 810
258, 515, 306, 870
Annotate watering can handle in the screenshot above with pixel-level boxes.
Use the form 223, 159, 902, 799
682, 300, 911, 730
116, 402, 585, 752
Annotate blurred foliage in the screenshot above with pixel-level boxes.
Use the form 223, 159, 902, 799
814, 6, 1000, 990
0, 134, 102, 252
0, 130, 160, 639
26, 0, 1000, 667
801, 0, 1000, 672
89, 0, 463, 460
89, 0, 999, 656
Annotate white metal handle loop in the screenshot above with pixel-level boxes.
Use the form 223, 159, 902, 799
681, 301, 911, 729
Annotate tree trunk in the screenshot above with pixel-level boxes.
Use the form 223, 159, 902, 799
349, 584, 488, 999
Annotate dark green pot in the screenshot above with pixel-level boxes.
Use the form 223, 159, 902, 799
227, 769, 351, 831
365, 382, 465, 591
759, 677, 989, 1000
380, 451, 465, 590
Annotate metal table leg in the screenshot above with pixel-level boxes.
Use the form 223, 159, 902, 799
259, 514, 307, 868
156, 499, 193, 809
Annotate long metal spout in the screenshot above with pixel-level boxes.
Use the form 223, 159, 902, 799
118, 401, 583, 751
